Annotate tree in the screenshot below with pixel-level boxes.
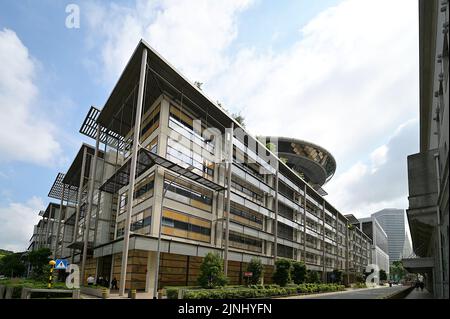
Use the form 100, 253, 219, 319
194, 81, 203, 90
27, 248, 51, 280
197, 252, 228, 288
291, 261, 307, 284
390, 261, 406, 281
379, 269, 387, 282
247, 257, 264, 285
306, 270, 321, 283
272, 259, 292, 287
331, 269, 343, 283
232, 112, 246, 128
0, 252, 26, 278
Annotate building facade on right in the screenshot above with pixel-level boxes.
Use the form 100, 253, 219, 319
372, 209, 413, 263
405, 0, 449, 299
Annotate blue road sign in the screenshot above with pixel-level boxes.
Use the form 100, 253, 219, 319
54, 259, 68, 270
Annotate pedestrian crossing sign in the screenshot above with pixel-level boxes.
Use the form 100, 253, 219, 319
54, 259, 68, 270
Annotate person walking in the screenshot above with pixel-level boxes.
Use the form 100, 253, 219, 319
87, 274, 95, 286
419, 281, 424, 292
111, 277, 118, 290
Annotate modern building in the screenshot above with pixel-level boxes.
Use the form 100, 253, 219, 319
28, 40, 372, 296
371, 209, 414, 263
346, 214, 390, 276
28, 203, 64, 253
404, 0, 449, 299
264, 137, 336, 196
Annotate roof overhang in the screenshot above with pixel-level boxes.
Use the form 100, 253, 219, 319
97, 39, 239, 138
42, 202, 61, 218
62, 143, 104, 187
48, 173, 79, 203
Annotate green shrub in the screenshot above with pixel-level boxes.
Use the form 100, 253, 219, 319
331, 269, 343, 284
166, 287, 179, 299
306, 270, 321, 283
246, 257, 264, 285
272, 259, 292, 287
291, 261, 307, 284
197, 252, 228, 289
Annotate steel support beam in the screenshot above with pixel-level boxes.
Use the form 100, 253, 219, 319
119, 48, 148, 296
223, 122, 234, 276
80, 125, 100, 284
72, 146, 88, 263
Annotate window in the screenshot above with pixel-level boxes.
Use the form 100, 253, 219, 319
277, 244, 293, 259
118, 174, 155, 215
164, 174, 213, 212
145, 136, 158, 154
169, 105, 215, 153
140, 105, 160, 142
166, 137, 214, 179
231, 179, 263, 203
277, 222, 294, 241
228, 231, 262, 253
228, 203, 263, 229
116, 208, 152, 237
279, 202, 294, 220
161, 208, 211, 242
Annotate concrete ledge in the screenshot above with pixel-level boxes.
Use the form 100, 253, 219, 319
380, 286, 414, 299
81, 286, 110, 298
0, 285, 5, 299
20, 288, 80, 299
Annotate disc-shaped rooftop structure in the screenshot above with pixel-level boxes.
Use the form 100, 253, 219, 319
266, 137, 336, 189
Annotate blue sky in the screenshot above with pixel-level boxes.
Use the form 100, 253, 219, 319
0, 0, 419, 251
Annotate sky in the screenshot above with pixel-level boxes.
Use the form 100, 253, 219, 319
0, 0, 419, 252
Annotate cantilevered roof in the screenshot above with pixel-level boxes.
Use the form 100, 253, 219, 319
62, 143, 104, 187
48, 173, 79, 203
42, 203, 60, 218
80, 106, 127, 150
266, 136, 337, 186
96, 40, 239, 137
100, 149, 224, 194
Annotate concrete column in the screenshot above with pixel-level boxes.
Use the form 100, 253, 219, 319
224, 123, 234, 276
119, 48, 148, 296
322, 200, 326, 282
273, 170, 279, 261
45, 216, 51, 248
72, 147, 87, 263
145, 251, 157, 297
151, 166, 165, 237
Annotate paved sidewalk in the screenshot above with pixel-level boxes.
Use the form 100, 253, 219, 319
280, 285, 409, 299
404, 288, 434, 299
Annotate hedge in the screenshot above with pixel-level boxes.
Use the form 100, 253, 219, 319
176, 283, 345, 299
1, 279, 73, 298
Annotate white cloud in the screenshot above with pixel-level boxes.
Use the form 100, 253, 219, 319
0, 196, 43, 252
370, 145, 389, 173
326, 119, 419, 217
0, 28, 62, 166
84, 0, 253, 83
207, 0, 419, 165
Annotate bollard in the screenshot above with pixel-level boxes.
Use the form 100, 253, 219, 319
48, 260, 56, 289
102, 288, 109, 299
128, 289, 136, 299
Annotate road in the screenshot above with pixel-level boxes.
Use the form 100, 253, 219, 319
281, 285, 409, 299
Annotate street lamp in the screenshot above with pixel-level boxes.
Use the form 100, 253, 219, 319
153, 164, 195, 299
